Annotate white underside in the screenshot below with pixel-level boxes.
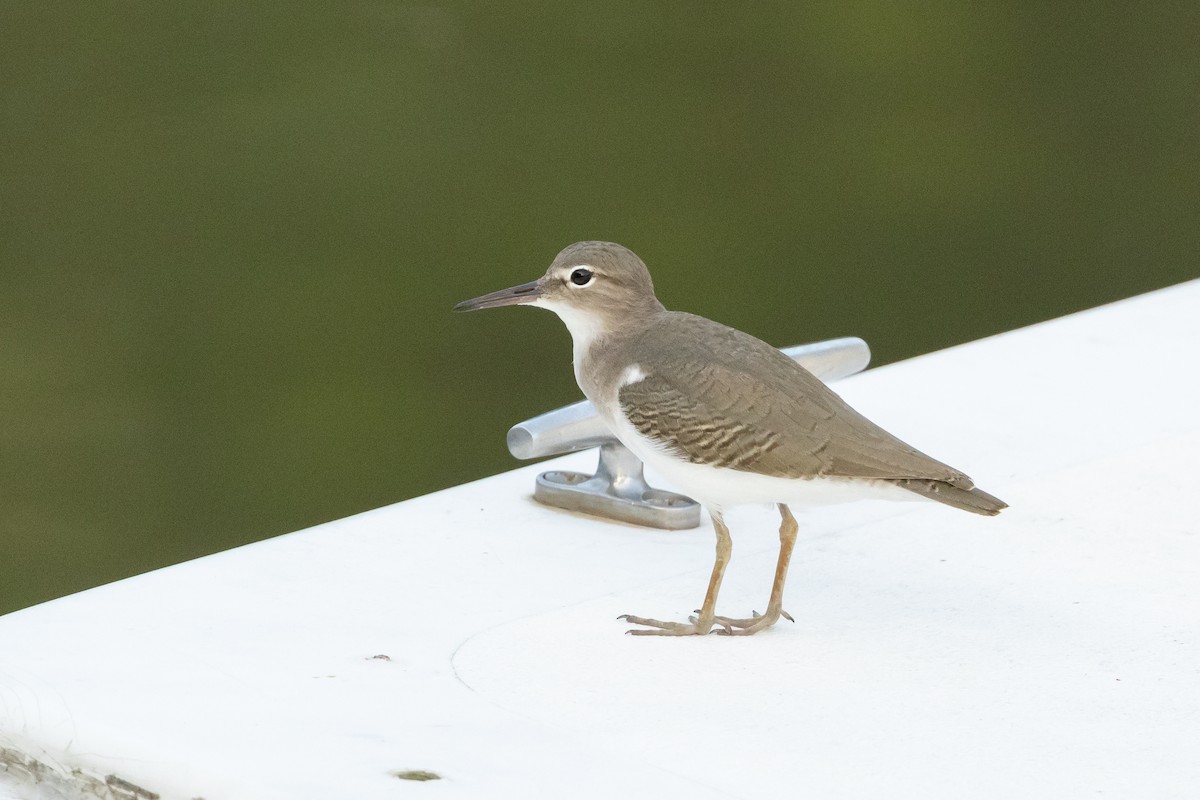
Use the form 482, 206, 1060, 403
602, 402, 920, 513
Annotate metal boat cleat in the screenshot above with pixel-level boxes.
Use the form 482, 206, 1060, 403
506, 337, 872, 529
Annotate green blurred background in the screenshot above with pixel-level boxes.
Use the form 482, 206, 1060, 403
2, 3, 1197, 615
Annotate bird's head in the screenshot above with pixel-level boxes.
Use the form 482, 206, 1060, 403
454, 241, 665, 342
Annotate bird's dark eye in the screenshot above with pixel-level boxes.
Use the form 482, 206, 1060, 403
570, 268, 593, 286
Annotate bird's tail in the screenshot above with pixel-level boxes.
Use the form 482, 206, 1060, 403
890, 479, 1008, 516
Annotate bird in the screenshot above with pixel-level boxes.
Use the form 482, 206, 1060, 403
454, 241, 1006, 636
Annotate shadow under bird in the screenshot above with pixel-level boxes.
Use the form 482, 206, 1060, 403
455, 241, 1006, 636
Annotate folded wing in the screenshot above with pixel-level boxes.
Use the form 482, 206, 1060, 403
617, 313, 977, 489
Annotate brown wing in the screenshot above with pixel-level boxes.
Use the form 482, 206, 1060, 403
616, 313, 975, 488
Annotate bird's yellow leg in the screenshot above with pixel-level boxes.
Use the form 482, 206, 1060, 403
713, 503, 798, 635
619, 511, 731, 636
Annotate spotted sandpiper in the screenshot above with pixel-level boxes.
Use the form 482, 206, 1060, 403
455, 241, 1006, 636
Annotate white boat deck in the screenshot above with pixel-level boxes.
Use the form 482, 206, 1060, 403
2, 281, 1198, 799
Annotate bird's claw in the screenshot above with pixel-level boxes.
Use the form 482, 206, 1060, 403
621, 606, 793, 636
709, 607, 794, 634
620, 613, 718, 636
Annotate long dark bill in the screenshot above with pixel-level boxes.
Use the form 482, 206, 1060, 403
453, 280, 543, 312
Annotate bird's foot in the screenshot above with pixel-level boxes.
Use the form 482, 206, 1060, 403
617, 613, 716, 636
709, 607, 794, 636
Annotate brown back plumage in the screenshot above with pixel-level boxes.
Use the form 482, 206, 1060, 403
615, 312, 1006, 515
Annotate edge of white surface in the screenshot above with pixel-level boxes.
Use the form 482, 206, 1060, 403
2, 278, 1199, 800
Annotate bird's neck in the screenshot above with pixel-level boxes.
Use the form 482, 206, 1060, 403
546, 304, 610, 371
541, 302, 665, 401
